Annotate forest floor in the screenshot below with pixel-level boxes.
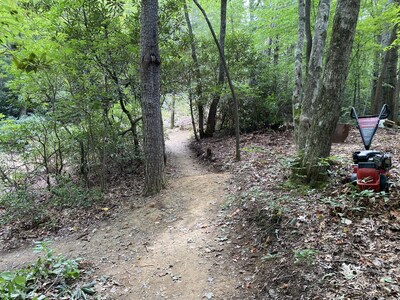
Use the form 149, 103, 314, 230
192, 126, 400, 299
1, 124, 400, 299
0, 128, 252, 299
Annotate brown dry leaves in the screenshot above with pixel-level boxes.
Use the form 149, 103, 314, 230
193, 127, 400, 300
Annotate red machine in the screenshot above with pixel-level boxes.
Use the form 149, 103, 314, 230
350, 105, 391, 192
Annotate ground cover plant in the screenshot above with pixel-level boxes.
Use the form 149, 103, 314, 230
0, 240, 96, 300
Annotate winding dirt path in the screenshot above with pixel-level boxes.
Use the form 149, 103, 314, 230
0, 129, 242, 299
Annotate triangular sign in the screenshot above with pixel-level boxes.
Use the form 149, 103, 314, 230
357, 117, 380, 150
350, 104, 389, 150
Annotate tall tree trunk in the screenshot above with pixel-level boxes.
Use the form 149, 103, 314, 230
298, 0, 361, 183
249, 0, 257, 87
293, 0, 306, 142
372, 26, 398, 114
305, 0, 312, 73
296, 0, 331, 151
140, 0, 165, 196
170, 94, 176, 129
188, 73, 199, 141
205, 0, 227, 137
370, 35, 382, 110
394, 70, 400, 124
373, 24, 398, 118
184, 2, 205, 138
373, 0, 399, 115
383, 36, 398, 120
193, 0, 241, 161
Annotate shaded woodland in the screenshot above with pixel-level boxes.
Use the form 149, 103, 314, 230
0, 0, 400, 299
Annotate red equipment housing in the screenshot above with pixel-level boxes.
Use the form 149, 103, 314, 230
350, 105, 391, 192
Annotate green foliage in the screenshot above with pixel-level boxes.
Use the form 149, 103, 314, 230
293, 249, 319, 266
0, 189, 46, 227
0, 240, 94, 300
0, 177, 104, 228
50, 176, 103, 209
321, 187, 390, 217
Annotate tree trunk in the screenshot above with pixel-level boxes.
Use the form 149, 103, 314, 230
292, 0, 306, 144
383, 35, 398, 120
305, 0, 312, 73
188, 74, 199, 141
373, 0, 399, 115
380, 25, 398, 120
184, 2, 205, 138
297, 0, 331, 151
394, 70, 400, 124
370, 35, 382, 110
298, 0, 361, 183
170, 94, 175, 129
193, 0, 241, 161
374, 24, 398, 118
205, 0, 227, 137
140, 0, 165, 196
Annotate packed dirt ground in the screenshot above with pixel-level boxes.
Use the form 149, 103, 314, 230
1, 124, 399, 299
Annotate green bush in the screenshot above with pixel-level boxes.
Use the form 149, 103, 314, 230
50, 176, 103, 209
0, 190, 46, 227
0, 240, 95, 300
0, 177, 103, 228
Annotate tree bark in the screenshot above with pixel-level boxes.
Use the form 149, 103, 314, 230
373, 24, 398, 119
184, 2, 205, 138
370, 35, 382, 111
193, 0, 241, 161
140, 0, 165, 196
299, 0, 361, 183
205, 0, 227, 137
305, 0, 312, 73
296, 0, 331, 151
170, 94, 175, 129
394, 70, 400, 124
188, 73, 199, 141
292, 0, 306, 145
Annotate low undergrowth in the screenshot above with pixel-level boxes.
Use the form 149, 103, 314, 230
0, 177, 104, 228
0, 241, 96, 300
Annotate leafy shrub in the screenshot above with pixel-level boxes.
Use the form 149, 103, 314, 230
0, 189, 47, 228
50, 176, 103, 209
0, 177, 103, 228
0, 240, 95, 300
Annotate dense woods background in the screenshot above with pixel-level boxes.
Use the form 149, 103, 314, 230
0, 0, 399, 232
1, 1, 400, 299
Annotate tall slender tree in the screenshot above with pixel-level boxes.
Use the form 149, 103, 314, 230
205, 0, 227, 137
140, 0, 165, 195
193, 0, 241, 161
184, 1, 205, 138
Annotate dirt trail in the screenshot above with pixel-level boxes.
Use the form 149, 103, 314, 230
0, 129, 242, 299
